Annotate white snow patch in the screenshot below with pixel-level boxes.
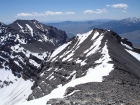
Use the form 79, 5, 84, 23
14, 34, 26, 44
17, 23, 23, 29
49, 76, 54, 80
14, 61, 23, 69
46, 73, 54, 79
38, 39, 43, 42
0, 56, 8, 62
42, 34, 48, 41
40, 72, 44, 77
96, 42, 112, 63
126, 49, 140, 61
62, 52, 74, 61
85, 34, 103, 57
49, 39, 55, 45
15, 34, 20, 42
18, 56, 24, 63
46, 67, 52, 72
11, 44, 23, 52
67, 58, 73, 61
91, 31, 99, 40
75, 59, 82, 63
17, 23, 24, 33
76, 30, 93, 46
80, 60, 87, 66
18, 38, 26, 44
71, 74, 76, 80
75, 58, 87, 66
70, 71, 76, 76
31, 52, 48, 60
50, 41, 72, 59
29, 59, 40, 68
121, 42, 133, 50
64, 90, 80, 97
57, 84, 62, 88
26, 24, 33, 36
62, 30, 93, 60
66, 71, 76, 79
59, 30, 93, 61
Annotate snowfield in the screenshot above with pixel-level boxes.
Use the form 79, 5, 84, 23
126, 49, 140, 61
0, 68, 33, 105
50, 41, 72, 59
121, 42, 133, 50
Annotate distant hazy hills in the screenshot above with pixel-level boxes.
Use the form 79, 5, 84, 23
91, 17, 140, 34
45, 19, 111, 38
45, 17, 140, 47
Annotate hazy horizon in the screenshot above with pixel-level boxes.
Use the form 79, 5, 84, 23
3, 17, 140, 25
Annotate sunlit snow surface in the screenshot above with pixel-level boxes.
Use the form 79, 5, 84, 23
126, 49, 140, 61
26, 24, 33, 36
121, 42, 133, 50
50, 30, 94, 62
0, 42, 48, 105
0, 68, 33, 105
50, 41, 72, 59
15, 30, 114, 105
17, 23, 24, 33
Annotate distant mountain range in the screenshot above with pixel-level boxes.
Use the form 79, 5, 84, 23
46, 17, 140, 47
46, 19, 111, 38
90, 17, 140, 34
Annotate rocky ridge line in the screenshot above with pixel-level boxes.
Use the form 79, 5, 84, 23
26, 29, 140, 105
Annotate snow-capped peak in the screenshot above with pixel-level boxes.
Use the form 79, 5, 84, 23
121, 17, 140, 23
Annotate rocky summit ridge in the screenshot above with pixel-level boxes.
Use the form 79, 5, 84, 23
0, 20, 140, 105
19, 28, 140, 105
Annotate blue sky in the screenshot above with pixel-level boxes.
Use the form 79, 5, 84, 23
0, 0, 140, 23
